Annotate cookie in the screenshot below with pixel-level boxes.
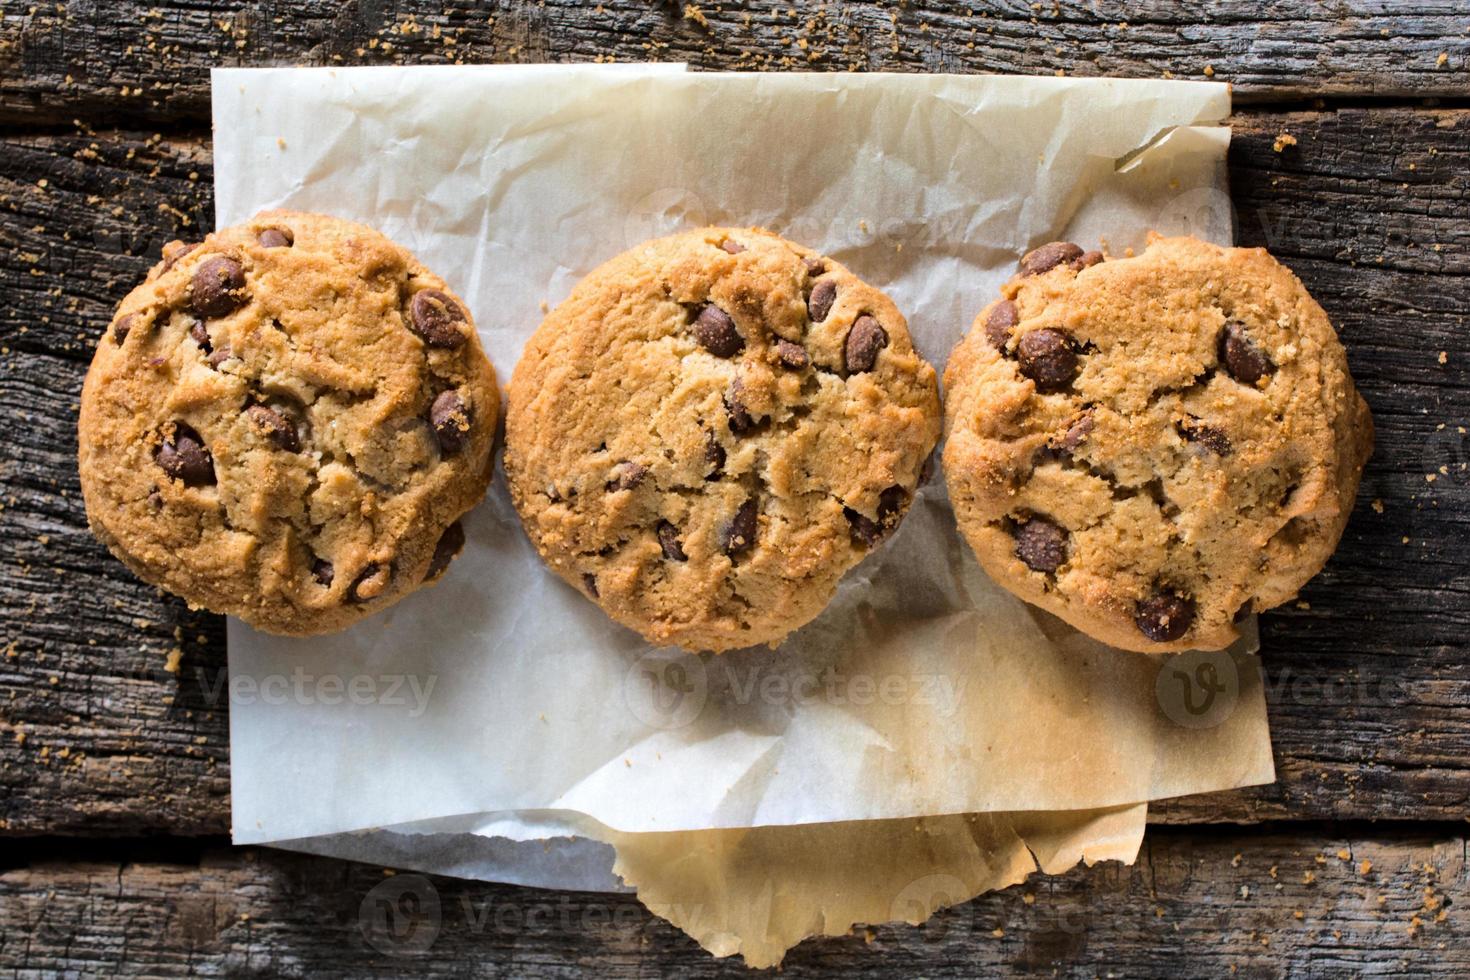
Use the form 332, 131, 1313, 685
505, 227, 941, 652
943, 235, 1373, 653
79, 210, 499, 635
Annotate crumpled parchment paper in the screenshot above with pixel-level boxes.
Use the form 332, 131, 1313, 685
212, 64, 1266, 965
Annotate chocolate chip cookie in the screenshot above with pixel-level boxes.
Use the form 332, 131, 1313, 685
943, 235, 1373, 653
79, 210, 499, 635
505, 227, 941, 652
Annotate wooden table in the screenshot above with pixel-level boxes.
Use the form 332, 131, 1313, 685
2, 3, 1467, 974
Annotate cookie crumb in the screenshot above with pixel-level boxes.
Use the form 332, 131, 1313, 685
1272, 133, 1297, 153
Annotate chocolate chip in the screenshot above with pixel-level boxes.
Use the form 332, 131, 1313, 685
160, 241, 199, 272
878, 485, 907, 527
189, 257, 248, 319
246, 404, 301, 452
258, 227, 294, 248
721, 498, 758, 556
425, 521, 465, 580
430, 390, 472, 454
155, 422, 215, 487
1134, 589, 1196, 642
1057, 410, 1095, 452
608, 460, 647, 492
409, 289, 469, 349
719, 239, 746, 254
807, 278, 837, 323
207, 345, 234, 369
1180, 419, 1232, 456
311, 559, 334, 587
188, 319, 211, 352
704, 430, 726, 479
775, 338, 809, 370
844, 315, 888, 374
918, 453, 936, 487
1013, 516, 1069, 573
1017, 329, 1079, 393
693, 304, 743, 358
845, 508, 883, 548
725, 380, 765, 435
656, 520, 687, 561
1020, 241, 1084, 276
1219, 322, 1273, 384
1077, 250, 1104, 269
582, 572, 599, 597
985, 300, 1018, 349
847, 487, 907, 548
114, 313, 138, 345
349, 563, 391, 603
803, 257, 827, 276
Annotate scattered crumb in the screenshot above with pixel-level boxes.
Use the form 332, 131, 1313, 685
682, 3, 708, 28
1359, 860, 1373, 876
1371, 499, 1384, 514
1272, 133, 1298, 153
164, 648, 182, 674
1203, 64, 1215, 77
1436, 52, 1449, 67
1231, 852, 1243, 867
991, 927, 1005, 938
1439, 351, 1448, 365
276, 137, 287, 150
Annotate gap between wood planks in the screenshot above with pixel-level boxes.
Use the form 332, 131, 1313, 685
2, 91, 1470, 138
4, 819, 1469, 871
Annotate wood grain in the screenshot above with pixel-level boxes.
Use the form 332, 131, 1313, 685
1, 1, 1469, 127
1, 828, 1464, 975
2, 107, 1467, 835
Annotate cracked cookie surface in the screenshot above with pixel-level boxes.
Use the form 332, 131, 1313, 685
505, 227, 941, 652
943, 234, 1373, 653
79, 210, 499, 635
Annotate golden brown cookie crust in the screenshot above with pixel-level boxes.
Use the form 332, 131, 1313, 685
79, 210, 499, 635
943, 235, 1373, 654
505, 227, 941, 652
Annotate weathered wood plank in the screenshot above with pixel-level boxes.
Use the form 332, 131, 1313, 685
0, 829, 1464, 975
2, 107, 1467, 835
1, 1, 1469, 127
0, 128, 229, 835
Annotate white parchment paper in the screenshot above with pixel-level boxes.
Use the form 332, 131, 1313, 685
213, 67, 1268, 896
